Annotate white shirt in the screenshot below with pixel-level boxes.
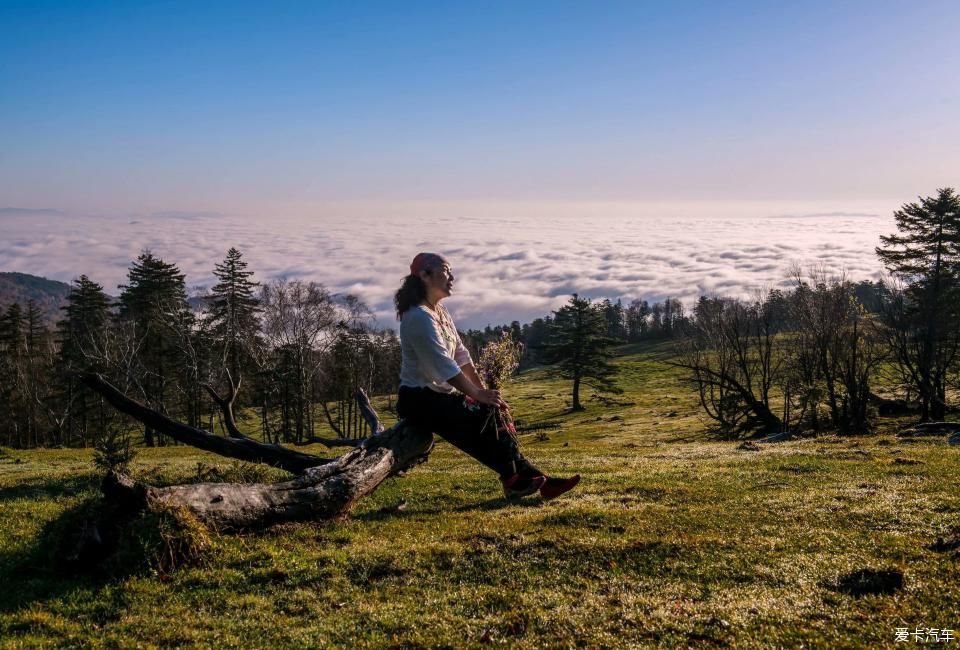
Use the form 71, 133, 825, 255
399, 304, 473, 393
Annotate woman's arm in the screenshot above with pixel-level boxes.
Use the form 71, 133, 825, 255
460, 362, 484, 390
404, 307, 506, 408
447, 372, 508, 410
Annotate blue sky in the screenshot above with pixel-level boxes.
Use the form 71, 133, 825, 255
2, 1, 958, 214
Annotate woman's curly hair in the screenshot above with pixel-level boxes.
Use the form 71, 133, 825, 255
395, 273, 428, 318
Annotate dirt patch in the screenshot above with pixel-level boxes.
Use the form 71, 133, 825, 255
832, 568, 904, 597
345, 554, 407, 584
929, 537, 960, 553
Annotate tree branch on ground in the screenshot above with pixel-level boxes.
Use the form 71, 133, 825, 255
80, 372, 433, 533
81, 373, 331, 474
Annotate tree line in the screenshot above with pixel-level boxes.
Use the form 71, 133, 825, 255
0, 248, 400, 448
673, 187, 960, 436
461, 295, 693, 361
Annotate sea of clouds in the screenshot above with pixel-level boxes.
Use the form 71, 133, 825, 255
0, 201, 900, 329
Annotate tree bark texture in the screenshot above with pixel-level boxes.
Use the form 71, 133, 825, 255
81, 373, 433, 530
103, 421, 432, 530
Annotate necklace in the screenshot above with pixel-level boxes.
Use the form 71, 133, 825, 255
425, 302, 457, 348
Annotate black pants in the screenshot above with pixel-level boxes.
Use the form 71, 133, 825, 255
397, 386, 541, 480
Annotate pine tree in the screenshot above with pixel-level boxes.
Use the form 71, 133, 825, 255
23, 300, 51, 445
602, 299, 626, 341
541, 294, 621, 411
59, 276, 111, 355
24, 300, 45, 354
117, 250, 192, 444
208, 247, 260, 381
0, 304, 26, 446
0, 302, 55, 447
118, 250, 190, 323
57, 276, 111, 446
876, 188, 960, 420
0, 303, 25, 356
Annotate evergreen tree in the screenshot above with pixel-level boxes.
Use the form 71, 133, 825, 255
59, 276, 111, 358
876, 188, 960, 420
1, 303, 25, 355
852, 280, 889, 314
541, 294, 620, 411
602, 298, 626, 341
520, 316, 552, 364
24, 300, 45, 354
0, 303, 26, 446
23, 300, 52, 445
118, 250, 190, 322
117, 250, 193, 444
208, 247, 260, 382
57, 276, 112, 446
0, 302, 54, 447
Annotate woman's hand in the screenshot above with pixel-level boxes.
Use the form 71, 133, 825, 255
475, 388, 509, 411
449, 371, 509, 411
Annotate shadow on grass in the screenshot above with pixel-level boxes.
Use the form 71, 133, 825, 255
658, 429, 712, 444
353, 495, 544, 523
0, 498, 123, 614
659, 422, 778, 445
0, 494, 207, 615
454, 496, 546, 513
0, 474, 100, 504
445, 534, 692, 586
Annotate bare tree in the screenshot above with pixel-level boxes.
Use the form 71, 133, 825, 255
674, 292, 784, 435
258, 280, 338, 443
836, 303, 886, 433
786, 267, 853, 430
789, 269, 888, 434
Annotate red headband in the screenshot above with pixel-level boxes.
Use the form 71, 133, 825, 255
410, 252, 447, 276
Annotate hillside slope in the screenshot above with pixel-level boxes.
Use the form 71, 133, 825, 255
0, 272, 73, 323
0, 342, 957, 648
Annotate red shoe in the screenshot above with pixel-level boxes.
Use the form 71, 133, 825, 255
502, 474, 547, 499
540, 474, 581, 501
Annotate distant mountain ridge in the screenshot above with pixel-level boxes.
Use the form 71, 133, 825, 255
0, 272, 74, 324
0, 271, 209, 325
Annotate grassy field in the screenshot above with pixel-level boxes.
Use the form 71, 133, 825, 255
2, 342, 959, 648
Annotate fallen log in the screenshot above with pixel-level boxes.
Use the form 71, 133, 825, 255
302, 436, 364, 448
869, 392, 921, 417
102, 420, 433, 530
81, 373, 434, 530
898, 422, 960, 437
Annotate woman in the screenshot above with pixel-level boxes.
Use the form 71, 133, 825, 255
395, 252, 580, 500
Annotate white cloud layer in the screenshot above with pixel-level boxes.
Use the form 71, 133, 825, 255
0, 202, 899, 329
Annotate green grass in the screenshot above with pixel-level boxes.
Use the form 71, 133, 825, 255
2, 341, 959, 648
